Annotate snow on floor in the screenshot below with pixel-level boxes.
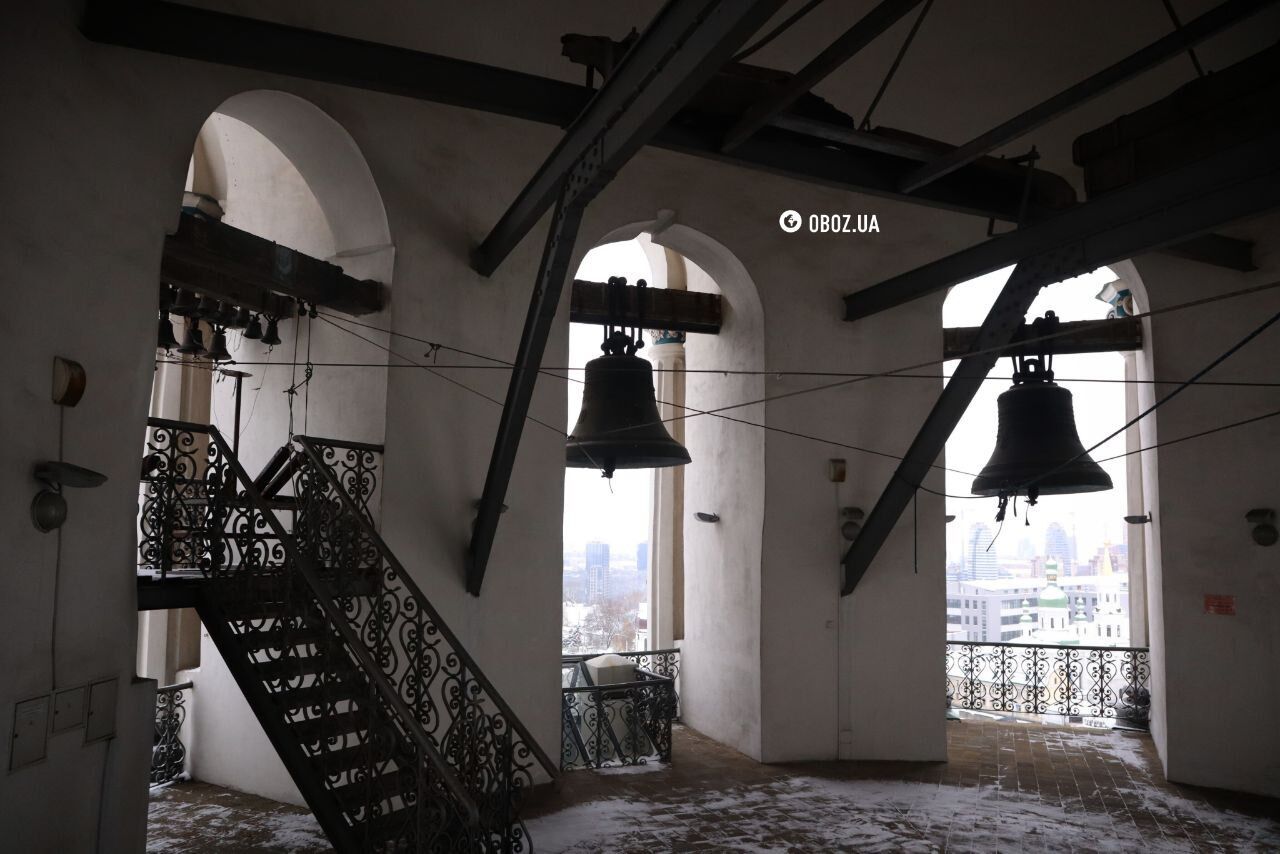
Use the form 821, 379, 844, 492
148, 783, 330, 853
528, 730, 1280, 853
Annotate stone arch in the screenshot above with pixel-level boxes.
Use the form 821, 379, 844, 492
577, 219, 768, 759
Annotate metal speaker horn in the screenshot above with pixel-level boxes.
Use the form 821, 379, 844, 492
176, 320, 205, 356
566, 330, 690, 479
971, 312, 1111, 504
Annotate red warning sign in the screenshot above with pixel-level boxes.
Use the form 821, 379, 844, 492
1203, 594, 1236, 616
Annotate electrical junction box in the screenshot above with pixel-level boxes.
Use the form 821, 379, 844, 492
52, 687, 86, 733
584, 653, 637, 686
9, 696, 51, 771
85, 678, 118, 743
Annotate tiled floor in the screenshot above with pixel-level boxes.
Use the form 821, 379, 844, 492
148, 721, 1280, 852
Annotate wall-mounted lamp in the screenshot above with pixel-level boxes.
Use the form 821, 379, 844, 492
1124, 512, 1153, 524
694, 512, 719, 523
1245, 509, 1277, 547
840, 507, 864, 542
32, 462, 108, 533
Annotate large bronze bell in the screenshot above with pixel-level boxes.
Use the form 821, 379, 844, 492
567, 330, 690, 478
971, 344, 1112, 502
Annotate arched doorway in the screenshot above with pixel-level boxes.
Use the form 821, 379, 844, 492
561, 219, 767, 759
141, 91, 393, 809
941, 265, 1153, 728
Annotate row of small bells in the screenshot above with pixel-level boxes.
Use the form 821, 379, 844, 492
156, 286, 284, 361
564, 303, 1110, 514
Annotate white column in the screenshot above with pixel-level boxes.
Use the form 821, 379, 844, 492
1123, 351, 1148, 646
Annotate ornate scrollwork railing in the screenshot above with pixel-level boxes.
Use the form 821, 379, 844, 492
561, 666, 677, 770
151, 681, 191, 786
140, 419, 484, 850
945, 641, 1151, 727
294, 435, 557, 851
562, 649, 680, 717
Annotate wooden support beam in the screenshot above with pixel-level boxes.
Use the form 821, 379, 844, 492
943, 317, 1142, 360
569, 280, 722, 334
161, 212, 383, 316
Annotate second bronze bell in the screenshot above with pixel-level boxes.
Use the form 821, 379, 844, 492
566, 331, 690, 479
971, 313, 1112, 502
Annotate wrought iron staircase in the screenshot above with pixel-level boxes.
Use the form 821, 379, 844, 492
137, 418, 556, 851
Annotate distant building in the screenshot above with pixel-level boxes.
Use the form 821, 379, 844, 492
586, 541, 610, 602
1045, 522, 1075, 575
636, 542, 649, 573
963, 523, 999, 581
946, 577, 1042, 642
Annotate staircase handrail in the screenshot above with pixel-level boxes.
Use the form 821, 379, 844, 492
294, 434, 560, 782
186, 420, 481, 826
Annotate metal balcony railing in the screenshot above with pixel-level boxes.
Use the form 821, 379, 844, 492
560, 650, 680, 770
151, 681, 191, 786
946, 641, 1151, 728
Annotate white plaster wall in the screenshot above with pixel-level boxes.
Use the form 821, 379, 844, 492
4, 3, 1280, 849
1130, 220, 1280, 798
677, 246, 767, 761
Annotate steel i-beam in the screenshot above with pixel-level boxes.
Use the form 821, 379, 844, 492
841, 248, 1083, 595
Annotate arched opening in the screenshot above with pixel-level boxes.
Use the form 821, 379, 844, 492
561, 220, 766, 761
139, 91, 393, 811
942, 265, 1155, 729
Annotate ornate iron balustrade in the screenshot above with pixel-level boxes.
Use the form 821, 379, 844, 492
151, 681, 191, 786
562, 648, 680, 717
140, 419, 483, 850
561, 667, 677, 770
294, 435, 558, 849
946, 641, 1151, 727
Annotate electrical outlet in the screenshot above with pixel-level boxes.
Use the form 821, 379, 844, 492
85, 678, 118, 743
51, 687, 86, 733
9, 697, 51, 771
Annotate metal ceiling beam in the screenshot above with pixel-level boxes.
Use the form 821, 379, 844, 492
80, 0, 1067, 224
841, 130, 1280, 595
81, 0, 589, 125
845, 127, 1280, 322
465, 0, 784, 596
720, 0, 926, 152
471, 0, 786, 276
1153, 232, 1256, 272
467, 192, 584, 596
842, 254, 1077, 595
898, 0, 1279, 194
